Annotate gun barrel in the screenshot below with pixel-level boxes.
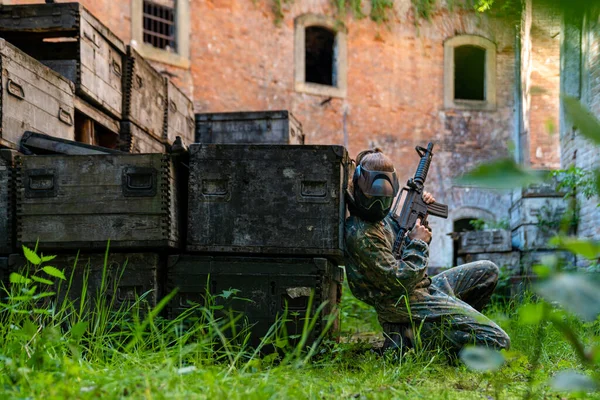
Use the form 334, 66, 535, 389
414, 143, 434, 186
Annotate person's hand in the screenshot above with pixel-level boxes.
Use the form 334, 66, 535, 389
408, 218, 432, 244
422, 191, 435, 204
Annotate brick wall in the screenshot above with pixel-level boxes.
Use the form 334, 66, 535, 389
560, 5, 600, 264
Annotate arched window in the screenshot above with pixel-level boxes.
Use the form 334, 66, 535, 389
444, 35, 496, 110
295, 14, 347, 98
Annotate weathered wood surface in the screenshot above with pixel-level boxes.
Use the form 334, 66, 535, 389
511, 224, 556, 251
9, 252, 162, 309
0, 150, 16, 254
187, 144, 348, 261
75, 96, 120, 135
165, 80, 194, 146
0, 3, 125, 119
119, 121, 166, 154
195, 111, 304, 144
457, 229, 512, 255
0, 39, 75, 150
20, 131, 123, 155
123, 46, 166, 141
167, 255, 342, 345
509, 197, 567, 230
16, 153, 180, 251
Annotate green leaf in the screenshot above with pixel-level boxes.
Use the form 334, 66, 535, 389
595, 169, 600, 201
518, 303, 545, 325
70, 321, 88, 341
550, 370, 598, 392
532, 264, 552, 279
33, 292, 56, 300
563, 96, 600, 145
9, 272, 31, 285
32, 308, 51, 315
30, 275, 54, 286
40, 254, 56, 263
556, 237, 600, 260
535, 273, 600, 322
459, 346, 505, 372
22, 246, 41, 265
454, 158, 547, 189
41, 266, 66, 281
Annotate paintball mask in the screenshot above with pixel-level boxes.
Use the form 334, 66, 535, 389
352, 165, 400, 222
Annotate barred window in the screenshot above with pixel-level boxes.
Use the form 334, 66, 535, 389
143, 0, 177, 52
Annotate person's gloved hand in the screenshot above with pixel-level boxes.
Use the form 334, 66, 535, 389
408, 218, 432, 244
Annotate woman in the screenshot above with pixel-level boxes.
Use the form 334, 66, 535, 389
344, 148, 510, 352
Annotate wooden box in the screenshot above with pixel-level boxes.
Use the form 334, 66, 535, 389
186, 144, 348, 261
8, 252, 163, 310
195, 111, 304, 144
123, 46, 166, 142
0, 150, 16, 254
167, 255, 342, 346
0, 39, 75, 150
0, 3, 125, 119
15, 153, 182, 251
119, 121, 166, 154
165, 80, 195, 147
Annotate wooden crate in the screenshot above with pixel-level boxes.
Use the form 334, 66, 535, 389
0, 150, 16, 254
123, 46, 166, 142
8, 252, 163, 310
187, 144, 348, 261
165, 80, 195, 147
0, 3, 125, 119
15, 153, 182, 251
195, 111, 304, 144
0, 39, 75, 150
119, 121, 166, 154
167, 255, 343, 346
74, 97, 121, 150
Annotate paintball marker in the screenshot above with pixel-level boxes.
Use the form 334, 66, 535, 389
390, 143, 448, 258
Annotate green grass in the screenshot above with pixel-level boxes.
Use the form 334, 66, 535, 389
1, 256, 599, 399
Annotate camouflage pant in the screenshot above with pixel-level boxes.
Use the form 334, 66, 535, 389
380, 261, 510, 352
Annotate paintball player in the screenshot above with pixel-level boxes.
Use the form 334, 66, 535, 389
344, 148, 510, 353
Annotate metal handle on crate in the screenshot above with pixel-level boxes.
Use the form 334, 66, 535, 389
299, 180, 328, 201
170, 100, 177, 113
25, 169, 57, 198
111, 59, 122, 77
200, 179, 230, 201
7, 79, 24, 100
122, 166, 157, 197
58, 108, 73, 126
135, 75, 143, 89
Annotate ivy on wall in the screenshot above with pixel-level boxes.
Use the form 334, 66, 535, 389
265, 0, 522, 26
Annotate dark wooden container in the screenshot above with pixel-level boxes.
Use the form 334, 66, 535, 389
165, 80, 195, 147
119, 121, 166, 154
0, 3, 125, 119
0, 256, 7, 285
0, 150, 16, 255
8, 252, 163, 310
0, 39, 75, 150
123, 46, 166, 142
195, 111, 304, 144
187, 144, 348, 261
15, 153, 182, 251
166, 255, 343, 346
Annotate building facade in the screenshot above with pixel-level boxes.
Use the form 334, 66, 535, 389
3, 0, 568, 268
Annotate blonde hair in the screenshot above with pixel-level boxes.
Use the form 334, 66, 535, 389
348, 148, 395, 195
356, 148, 394, 172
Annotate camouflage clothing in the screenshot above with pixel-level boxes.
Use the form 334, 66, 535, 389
344, 214, 510, 351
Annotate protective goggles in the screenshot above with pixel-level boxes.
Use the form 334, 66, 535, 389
354, 165, 400, 198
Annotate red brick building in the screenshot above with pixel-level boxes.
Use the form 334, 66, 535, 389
3, 0, 564, 268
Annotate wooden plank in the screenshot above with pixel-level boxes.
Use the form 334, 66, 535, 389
75, 96, 120, 134
165, 80, 194, 145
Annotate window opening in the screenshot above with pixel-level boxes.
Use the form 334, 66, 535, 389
305, 26, 336, 86
143, 0, 177, 52
454, 45, 486, 101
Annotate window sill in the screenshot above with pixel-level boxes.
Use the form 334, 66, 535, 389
444, 99, 496, 111
135, 43, 190, 69
295, 81, 346, 98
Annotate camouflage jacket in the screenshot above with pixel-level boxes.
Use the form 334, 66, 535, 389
344, 214, 431, 315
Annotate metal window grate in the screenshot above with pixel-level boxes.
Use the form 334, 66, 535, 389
143, 0, 177, 52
